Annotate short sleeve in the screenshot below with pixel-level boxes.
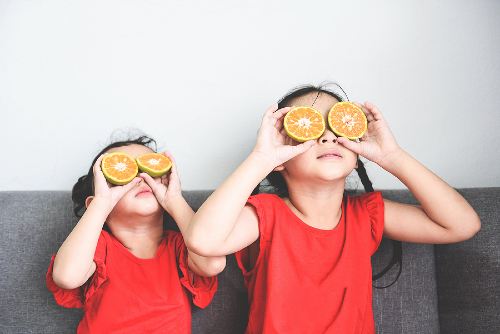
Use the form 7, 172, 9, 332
234, 194, 270, 277
171, 232, 218, 309
46, 231, 108, 308
365, 191, 385, 256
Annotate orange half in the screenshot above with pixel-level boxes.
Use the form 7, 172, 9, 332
101, 152, 138, 185
136, 153, 172, 178
328, 102, 367, 140
284, 106, 326, 142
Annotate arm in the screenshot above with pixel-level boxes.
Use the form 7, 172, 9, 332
185, 105, 316, 257
52, 155, 141, 289
338, 102, 481, 244
381, 150, 480, 243
140, 153, 227, 277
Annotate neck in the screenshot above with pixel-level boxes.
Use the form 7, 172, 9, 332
107, 213, 165, 259
285, 179, 345, 230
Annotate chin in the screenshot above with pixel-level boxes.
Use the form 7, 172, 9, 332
114, 197, 163, 217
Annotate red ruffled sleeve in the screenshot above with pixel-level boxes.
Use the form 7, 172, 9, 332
364, 191, 385, 256
46, 231, 108, 308
170, 231, 218, 309
234, 194, 270, 278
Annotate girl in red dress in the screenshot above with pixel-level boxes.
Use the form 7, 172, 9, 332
46, 135, 225, 333
186, 85, 481, 334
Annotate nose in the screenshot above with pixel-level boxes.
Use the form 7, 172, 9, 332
318, 128, 338, 144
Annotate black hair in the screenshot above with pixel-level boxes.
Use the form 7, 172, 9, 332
71, 134, 159, 232
252, 83, 402, 289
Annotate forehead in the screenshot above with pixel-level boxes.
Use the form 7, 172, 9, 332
290, 92, 340, 118
106, 144, 154, 158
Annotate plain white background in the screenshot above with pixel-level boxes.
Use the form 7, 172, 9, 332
1, 0, 499, 191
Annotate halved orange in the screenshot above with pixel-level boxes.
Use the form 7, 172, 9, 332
101, 152, 138, 185
328, 102, 367, 140
283, 106, 326, 142
136, 153, 172, 178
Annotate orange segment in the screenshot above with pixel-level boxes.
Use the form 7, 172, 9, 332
283, 106, 326, 142
328, 102, 367, 140
136, 153, 172, 178
101, 152, 138, 185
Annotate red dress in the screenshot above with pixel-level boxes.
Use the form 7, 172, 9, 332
234, 192, 385, 334
46, 230, 217, 334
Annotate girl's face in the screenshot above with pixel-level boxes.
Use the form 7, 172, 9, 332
280, 93, 359, 186
105, 144, 163, 220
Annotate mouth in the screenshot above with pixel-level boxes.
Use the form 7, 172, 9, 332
317, 150, 343, 159
135, 187, 153, 197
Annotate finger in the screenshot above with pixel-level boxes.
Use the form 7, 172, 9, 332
354, 102, 374, 122
271, 106, 291, 122
93, 154, 105, 176
161, 173, 170, 187
336, 137, 362, 154
263, 103, 279, 119
139, 172, 160, 191
363, 101, 384, 121
120, 177, 142, 193
292, 140, 315, 154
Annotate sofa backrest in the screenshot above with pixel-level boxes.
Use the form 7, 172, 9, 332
6, 189, 495, 333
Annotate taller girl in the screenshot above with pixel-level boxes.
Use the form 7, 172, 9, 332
186, 85, 480, 333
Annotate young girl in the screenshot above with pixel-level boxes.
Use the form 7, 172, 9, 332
46, 135, 226, 333
186, 85, 481, 333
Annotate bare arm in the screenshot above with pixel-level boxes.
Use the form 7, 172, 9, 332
186, 105, 316, 257
140, 152, 227, 277
52, 155, 141, 289
52, 199, 109, 289
337, 102, 481, 244
381, 150, 480, 243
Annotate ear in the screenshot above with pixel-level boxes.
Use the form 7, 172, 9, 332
85, 196, 94, 209
273, 165, 285, 172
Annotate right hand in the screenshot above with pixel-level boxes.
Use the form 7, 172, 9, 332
92, 154, 142, 210
252, 104, 316, 169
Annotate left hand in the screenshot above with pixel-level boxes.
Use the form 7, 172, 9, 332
336, 102, 403, 167
139, 151, 183, 213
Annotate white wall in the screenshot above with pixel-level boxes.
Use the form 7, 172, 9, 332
1, 0, 499, 191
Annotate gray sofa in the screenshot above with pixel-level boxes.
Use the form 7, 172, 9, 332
0, 188, 498, 333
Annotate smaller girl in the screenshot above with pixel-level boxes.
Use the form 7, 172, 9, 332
46, 135, 225, 333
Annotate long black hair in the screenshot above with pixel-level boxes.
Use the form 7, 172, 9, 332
252, 83, 402, 289
71, 134, 158, 231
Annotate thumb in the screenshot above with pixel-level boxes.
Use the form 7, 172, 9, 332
139, 173, 164, 197
337, 137, 362, 154
293, 140, 315, 154
119, 177, 142, 194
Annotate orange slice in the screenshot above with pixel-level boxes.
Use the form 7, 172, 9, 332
328, 102, 367, 140
283, 106, 326, 142
136, 153, 172, 178
101, 152, 138, 185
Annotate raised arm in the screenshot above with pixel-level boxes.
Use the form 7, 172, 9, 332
52, 155, 141, 289
338, 102, 481, 244
141, 153, 226, 276
185, 105, 316, 257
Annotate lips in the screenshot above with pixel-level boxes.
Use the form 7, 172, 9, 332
317, 150, 343, 159
135, 187, 153, 197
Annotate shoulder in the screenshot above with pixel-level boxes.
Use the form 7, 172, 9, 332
247, 193, 284, 212
164, 230, 186, 253
349, 191, 384, 209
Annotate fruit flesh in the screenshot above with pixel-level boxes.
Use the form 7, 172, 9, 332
101, 152, 138, 185
284, 107, 326, 142
136, 153, 172, 178
328, 102, 367, 140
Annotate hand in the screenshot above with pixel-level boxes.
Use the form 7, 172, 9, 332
336, 102, 403, 167
252, 103, 316, 169
92, 154, 142, 210
140, 151, 183, 213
